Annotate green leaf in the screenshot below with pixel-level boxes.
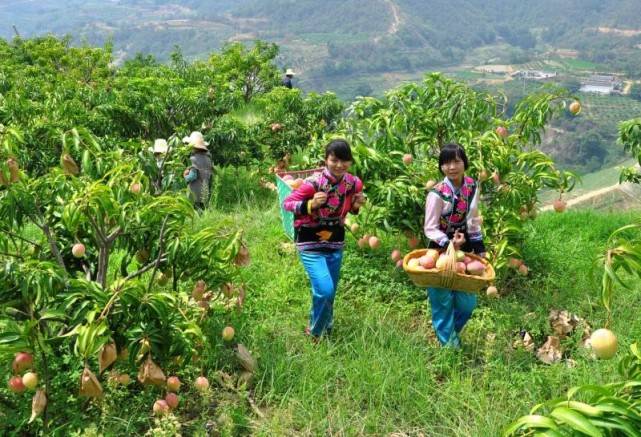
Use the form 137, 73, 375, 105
549, 407, 603, 437
503, 415, 559, 436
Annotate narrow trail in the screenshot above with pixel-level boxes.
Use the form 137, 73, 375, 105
373, 0, 402, 43
540, 182, 641, 211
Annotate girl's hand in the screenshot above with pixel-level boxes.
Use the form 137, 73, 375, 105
183, 168, 191, 177
310, 192, 328, 209
352, 192, 367, 208
452, 230, 466, 250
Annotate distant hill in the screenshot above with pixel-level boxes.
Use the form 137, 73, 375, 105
2, 0, 641, 97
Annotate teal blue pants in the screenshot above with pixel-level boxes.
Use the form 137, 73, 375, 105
299, 250, 343, 336
428, 288, 477, 347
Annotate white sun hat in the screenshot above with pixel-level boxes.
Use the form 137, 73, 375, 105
148, 138, 168, 154
285, 68, 295, 76
182, 131, 209, 150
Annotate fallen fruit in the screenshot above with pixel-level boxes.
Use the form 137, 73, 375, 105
395, 259, 403, 269
518, 264, 529, 276
194, 376, 209, 392
222, 326, 235, 342
590, 328, 617, 359
408, 236, 419, 249
508, 258, 523, 269
486, 286, 499, 298
153, 399, 170, 415
166, 376, 181, 392
165, 393, 179, 409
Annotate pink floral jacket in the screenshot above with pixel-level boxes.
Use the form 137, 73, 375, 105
423, 175, 485, 253
283, 168, 363, 251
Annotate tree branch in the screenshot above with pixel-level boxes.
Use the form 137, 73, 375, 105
31, 202, 69, 274
88, 215, 107, 243
147, 216, 170, 293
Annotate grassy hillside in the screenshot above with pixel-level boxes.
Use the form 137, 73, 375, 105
199, 170, 641, 435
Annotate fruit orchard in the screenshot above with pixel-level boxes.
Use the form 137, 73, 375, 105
1, 35, 641, 435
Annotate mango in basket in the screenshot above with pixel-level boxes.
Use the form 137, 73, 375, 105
466, 260, 486, 276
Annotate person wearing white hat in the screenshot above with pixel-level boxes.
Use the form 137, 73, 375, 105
182, 131, 213, 210
146, 139, 171, 194
282, 68, 296, 89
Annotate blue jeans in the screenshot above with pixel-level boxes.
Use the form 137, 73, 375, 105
299, 250, 343, 336
428, 288, 477, 347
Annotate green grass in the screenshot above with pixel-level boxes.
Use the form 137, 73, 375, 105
197, 179, 641, 435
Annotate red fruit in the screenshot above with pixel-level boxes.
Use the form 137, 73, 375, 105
165, 392, 179, 409
153, 399, 170, 415
130, 182, 142, 194
368, 236, 381, 250
222, 326, 235, 342
456, 262, 467, 274
194, 376, 209, 392
553, 199, 567, 213
408, 236, 419, 249
402, 154, 413, 165
12, 352, 33, 373
72, 243, 86, 258
508, 258, 523, 269
390, 249, 402, 262
395, 259, 403, 269
495, 126, 508, 138
166, 376, 181, 392
518, 264, 529, 276
463, 256, 473, 264
419, 255, 436, 269
357, 236, 368, 249
8, 376, 26, 393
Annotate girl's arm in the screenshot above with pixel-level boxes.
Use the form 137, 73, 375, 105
424, 192, 449, 247
283, 182, 316, 215
466, 187, 486, 254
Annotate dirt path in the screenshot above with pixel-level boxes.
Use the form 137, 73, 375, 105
374, 0, 402, 43
541, 182, 641, 211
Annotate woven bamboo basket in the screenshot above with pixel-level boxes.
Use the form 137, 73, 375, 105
402, 242, 495, 292
275, 168, 324, 240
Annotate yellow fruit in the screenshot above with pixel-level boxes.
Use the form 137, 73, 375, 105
486, 286, 499, 298
569, 101, 581, 115
222, 326, 235, 342
590, 328, 617, 359
22, 372, 38, 390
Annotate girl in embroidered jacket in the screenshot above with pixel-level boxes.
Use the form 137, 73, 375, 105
283, 139, 366, 340
424, 143, 486, 348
